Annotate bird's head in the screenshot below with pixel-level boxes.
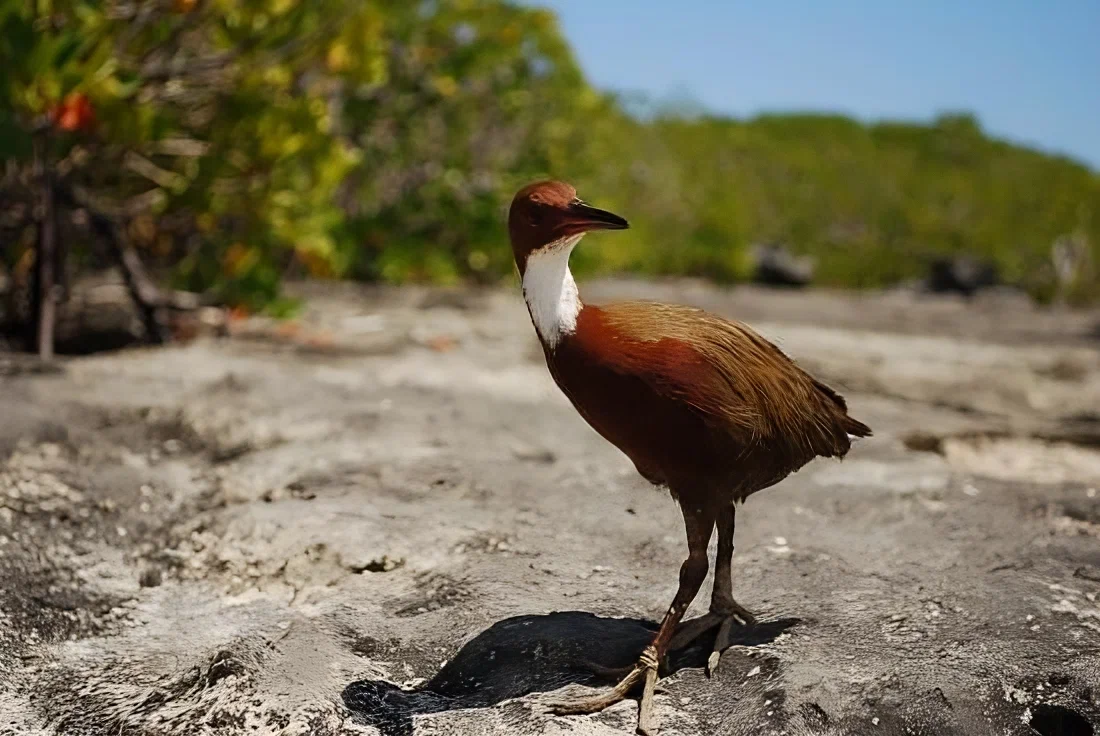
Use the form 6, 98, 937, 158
507, 180, 629, 276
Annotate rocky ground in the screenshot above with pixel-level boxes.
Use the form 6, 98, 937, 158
2, 278, 1099, 736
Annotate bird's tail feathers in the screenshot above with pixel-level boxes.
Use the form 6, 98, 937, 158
844, 417, 872, 440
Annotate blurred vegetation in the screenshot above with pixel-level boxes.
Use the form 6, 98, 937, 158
2, 0, 1097, 316
578, 110, 1099, 303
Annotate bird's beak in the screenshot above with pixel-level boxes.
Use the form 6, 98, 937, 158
564, 201, 629, 233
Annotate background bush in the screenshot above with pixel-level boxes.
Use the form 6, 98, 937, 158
2, 0, 1097, 312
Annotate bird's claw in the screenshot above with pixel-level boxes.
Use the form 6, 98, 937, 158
706, 650, 722, 678
533, 684, 612, 716
706, 615, 738, 678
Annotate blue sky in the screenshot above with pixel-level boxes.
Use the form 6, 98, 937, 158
530, 0, 1100, 170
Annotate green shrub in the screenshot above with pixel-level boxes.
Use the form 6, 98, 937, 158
2, 1, 1096, 309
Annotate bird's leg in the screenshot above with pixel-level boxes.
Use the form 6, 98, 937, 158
710, 503, 756, 625
669, 503, 756, 675
543, 505, 715, 736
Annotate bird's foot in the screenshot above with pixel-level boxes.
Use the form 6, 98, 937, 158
669, 600, 757, 677
716, 597, 757, 628
538, 645, 663, 735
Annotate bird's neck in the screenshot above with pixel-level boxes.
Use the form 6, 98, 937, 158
521, 234, 584, 350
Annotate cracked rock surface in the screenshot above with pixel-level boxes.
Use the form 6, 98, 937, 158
1, 278, 1099, 736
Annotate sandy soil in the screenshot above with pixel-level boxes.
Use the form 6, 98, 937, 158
2, 278, 1099, 736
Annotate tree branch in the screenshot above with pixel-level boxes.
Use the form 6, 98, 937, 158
56, 183, 207, 344
32, 133, 58, 361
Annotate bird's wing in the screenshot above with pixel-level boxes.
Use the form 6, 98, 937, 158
578, 301, 869, 456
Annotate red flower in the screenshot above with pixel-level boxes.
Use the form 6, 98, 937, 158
50, 92, 96, 132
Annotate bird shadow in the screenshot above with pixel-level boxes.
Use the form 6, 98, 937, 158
341, 610, 800, 736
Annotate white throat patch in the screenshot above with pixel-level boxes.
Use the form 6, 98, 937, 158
522, 234, 584, 349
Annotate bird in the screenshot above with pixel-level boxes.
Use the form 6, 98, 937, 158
507, 180, 871, 734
